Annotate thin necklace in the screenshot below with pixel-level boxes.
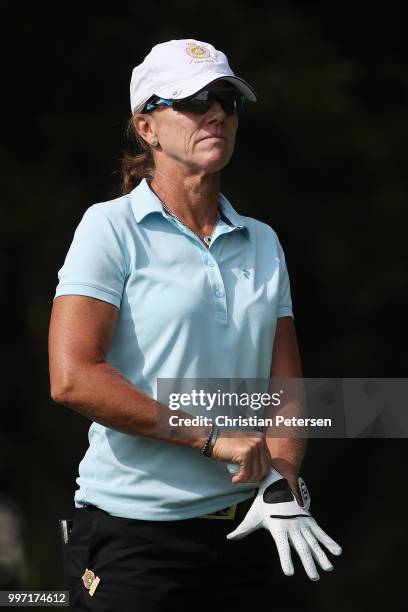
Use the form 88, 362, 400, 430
160, 201, 221, 247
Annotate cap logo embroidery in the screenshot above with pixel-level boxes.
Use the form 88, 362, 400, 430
185, 42, 216, 63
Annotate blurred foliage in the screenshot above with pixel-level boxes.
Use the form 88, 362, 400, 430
1, 1, 407, 608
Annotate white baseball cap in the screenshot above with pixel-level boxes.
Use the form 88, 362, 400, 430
130, 38, 257, 113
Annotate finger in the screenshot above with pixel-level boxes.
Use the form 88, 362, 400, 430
226, 498, 262, 540
226, 520, 258, 540
259, 442, 272, 480
309, 521, 342, 556
252, 438, 267, 482
301, 527, 333, 572
231, 462, 255, 483
252, 441, 265, 482
253, 441, 263, 482
289, 529, 319, 581
231, 464, 245, 483
230, 457, 252, 483
226, 463, 240, 475
270, 527, 294, 576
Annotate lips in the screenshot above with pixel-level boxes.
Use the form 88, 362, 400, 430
200, 135, 226, 142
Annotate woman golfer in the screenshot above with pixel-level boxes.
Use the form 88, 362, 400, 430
49, 38, 341, 612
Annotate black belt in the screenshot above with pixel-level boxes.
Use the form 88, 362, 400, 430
76, 493, 258, 523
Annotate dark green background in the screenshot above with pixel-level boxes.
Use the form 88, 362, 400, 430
1, 1, 407, 609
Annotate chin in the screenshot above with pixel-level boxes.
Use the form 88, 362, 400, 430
198, 151, 234, 173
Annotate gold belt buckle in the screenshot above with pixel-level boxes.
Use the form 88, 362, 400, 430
199, 503, 237, 520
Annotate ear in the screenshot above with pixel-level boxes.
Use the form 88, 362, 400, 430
133, 113, 156, 146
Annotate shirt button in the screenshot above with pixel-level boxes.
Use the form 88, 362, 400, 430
205, 258, 215, 267
215, 288, 224, 298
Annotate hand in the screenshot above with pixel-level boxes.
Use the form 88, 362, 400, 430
211, 432, 272, 483
226, 468, 342, 580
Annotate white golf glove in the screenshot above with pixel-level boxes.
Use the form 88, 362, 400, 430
226, 468, 342, 581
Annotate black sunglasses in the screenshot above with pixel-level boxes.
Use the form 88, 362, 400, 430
144, 88, 245, 115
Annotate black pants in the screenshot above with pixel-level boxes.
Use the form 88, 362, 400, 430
63, 503, 278, 612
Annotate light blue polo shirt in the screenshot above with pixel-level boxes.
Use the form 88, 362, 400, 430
53, 177, 294, 520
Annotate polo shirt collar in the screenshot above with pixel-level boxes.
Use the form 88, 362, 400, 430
217, 193, 246, 229
130, 178, 247, 229
130, 178, 164, 223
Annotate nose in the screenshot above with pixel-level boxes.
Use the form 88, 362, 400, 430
205, 98, 227, 123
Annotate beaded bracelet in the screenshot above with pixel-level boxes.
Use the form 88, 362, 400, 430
199, 423, 219, 457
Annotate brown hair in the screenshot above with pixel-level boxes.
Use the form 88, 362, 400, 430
120, 113, 155, 194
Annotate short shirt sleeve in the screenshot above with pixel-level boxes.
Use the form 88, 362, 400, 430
276, 236, 294, 319
53, 204, 129, 309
